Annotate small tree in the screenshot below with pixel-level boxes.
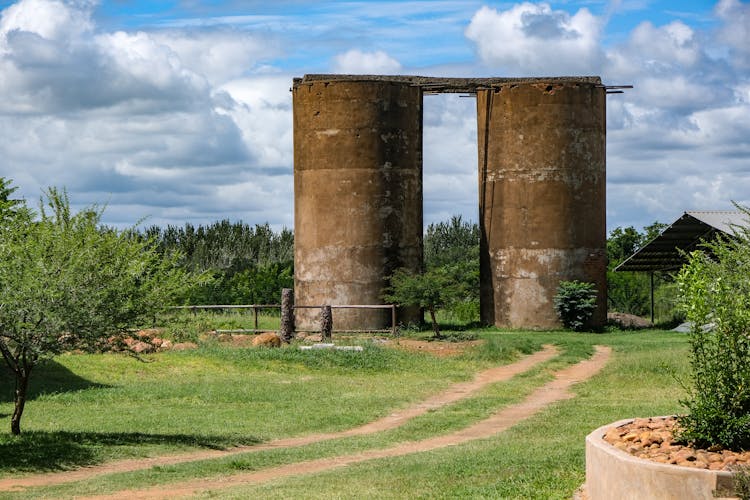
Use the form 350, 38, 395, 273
553, 280, 598, 331
0, 184, 192, 434
384, 267, 467, 338
676, 211, 750, 449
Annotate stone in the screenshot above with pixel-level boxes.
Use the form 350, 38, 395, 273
252, 332, 282, 348
172, 342, 198, 351
607, 312, 651, 329
131, 341, 153, 354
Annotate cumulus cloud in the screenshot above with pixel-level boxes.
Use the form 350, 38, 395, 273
422, 95, 479, 225
0, 0, 293, 229
601, 7, 749, 227
463, 1, 750, 230
331, 49, 402, 74
715, 0, 750, 69
149, 29, 279, 85
465, 3, 604, 75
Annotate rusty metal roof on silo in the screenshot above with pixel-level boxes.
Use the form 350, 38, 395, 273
614, 211, 748, 272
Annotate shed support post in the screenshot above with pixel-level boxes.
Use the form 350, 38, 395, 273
650, 272, 655, 325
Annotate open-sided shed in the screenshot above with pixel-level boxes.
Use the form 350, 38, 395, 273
614, 210, 747, 322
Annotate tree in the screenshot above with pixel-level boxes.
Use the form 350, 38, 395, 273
383, 267, 469, 338
423, 216, 480, 322
424, 215, 479, 269
146, 220, 294, 305
0, 184, 192, 434
0, 177, 26, 224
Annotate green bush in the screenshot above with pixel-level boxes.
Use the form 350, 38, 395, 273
553, 280, 597, 331
676, 218, 750, 450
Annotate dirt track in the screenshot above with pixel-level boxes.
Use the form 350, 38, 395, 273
0, 344, 559, 492
84, 345, 611, 500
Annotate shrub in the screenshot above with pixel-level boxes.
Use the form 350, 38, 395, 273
676, 217, 750, 450
553, 280, 598, 331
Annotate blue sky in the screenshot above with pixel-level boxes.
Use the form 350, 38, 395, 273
1, 0, 748, 233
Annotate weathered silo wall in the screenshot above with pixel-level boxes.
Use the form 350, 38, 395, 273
477, 80, 607, 329
293, 78, 423, 330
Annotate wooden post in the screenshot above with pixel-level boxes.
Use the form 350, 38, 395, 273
391, 305, 397, 336
650, 272, 655, 325
280, 289, 295, 342
320, 305, 333, 341
254, 306, 259, 331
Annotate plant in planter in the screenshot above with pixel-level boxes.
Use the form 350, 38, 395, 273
584, 210, 750, 500
676, 210, 750, 450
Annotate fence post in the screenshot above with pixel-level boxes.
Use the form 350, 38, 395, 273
391, 304, 397, 336
320, 305, 333, 341
254, 306, 259, 331
280, 288, 295, 342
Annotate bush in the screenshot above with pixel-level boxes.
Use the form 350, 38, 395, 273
676, 217, 750, 449
553, 280, 597, 331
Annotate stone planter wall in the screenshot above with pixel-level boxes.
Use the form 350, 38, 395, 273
585, 418, 737, 500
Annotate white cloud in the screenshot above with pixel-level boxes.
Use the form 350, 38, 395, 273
0, 0, 293, 229
715, 0, 750, 69
219, 75, 293, 170
149, 29, 279, 85
331, 49, 402, 74
464, 3, 604, 75
0, 0, 92, 45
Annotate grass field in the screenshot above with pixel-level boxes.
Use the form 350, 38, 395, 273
0, 328, 690, 499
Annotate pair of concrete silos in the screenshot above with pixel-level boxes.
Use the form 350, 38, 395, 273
293, 75, 607, 331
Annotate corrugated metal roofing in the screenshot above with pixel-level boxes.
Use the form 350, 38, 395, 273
614, 211, 748, 272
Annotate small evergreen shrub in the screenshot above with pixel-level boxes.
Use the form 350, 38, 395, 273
676, 215, 750, 450
553, 280, 597, 331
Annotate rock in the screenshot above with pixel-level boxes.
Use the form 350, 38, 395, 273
252, 332, 282, 348
172, 342, 198, 351
160, 339, 173, 350
607, 312, 652, 330
623, 432, 638, 441
131, 341, 153, 354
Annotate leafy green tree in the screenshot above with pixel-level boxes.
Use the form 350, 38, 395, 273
676, 209, 750, 449
423, 216, 480, 323
0, 185, 192, 435
0, 177, 25, 224
384, 267, 471, 337
424, 215, 480, 269
146, 221, 293, 305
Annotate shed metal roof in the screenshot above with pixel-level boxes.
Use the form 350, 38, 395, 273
614, 211, 748, 272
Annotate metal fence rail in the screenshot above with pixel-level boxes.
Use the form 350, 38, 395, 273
169, 304, 280, 332
169, 303, 398, 336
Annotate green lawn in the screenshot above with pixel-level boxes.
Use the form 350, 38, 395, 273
0, 329, 689, 499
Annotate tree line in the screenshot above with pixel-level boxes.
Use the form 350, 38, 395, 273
143, 221, 293, 305
390, 217, 678, 329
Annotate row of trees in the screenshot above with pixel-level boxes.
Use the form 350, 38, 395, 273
389, 218, 679, 332
144, 221, 293, 305
146, 214, 673, 324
